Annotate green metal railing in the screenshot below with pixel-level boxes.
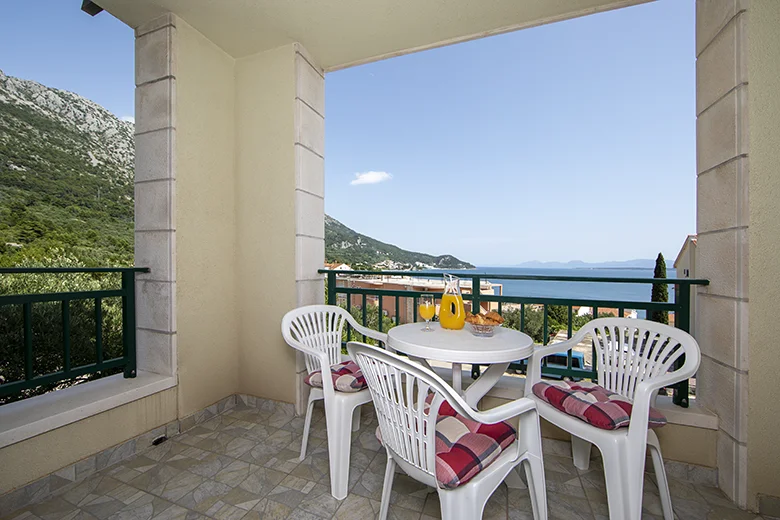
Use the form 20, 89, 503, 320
0, 267, 149, 400
321, 269, 709, 407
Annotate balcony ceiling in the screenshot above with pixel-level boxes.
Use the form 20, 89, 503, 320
95, 0, 651, 70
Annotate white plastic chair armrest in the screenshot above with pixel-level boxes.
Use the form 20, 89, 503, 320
466, 397, 538, 425
353, 323, 388, 345
282, 337, 337, 395
523, 333, 590, 394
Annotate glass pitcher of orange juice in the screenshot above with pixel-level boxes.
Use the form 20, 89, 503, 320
439, 274, 466, 330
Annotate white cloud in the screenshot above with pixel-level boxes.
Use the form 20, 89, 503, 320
121, 116, 135, 124
350, 171, 392, 186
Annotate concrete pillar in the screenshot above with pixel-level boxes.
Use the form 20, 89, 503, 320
134, 15, 178, 378
746, 2, 780, 516
694, 0, 749, 508
234, 43, 325, 407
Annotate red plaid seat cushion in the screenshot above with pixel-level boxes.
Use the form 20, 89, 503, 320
375, 399, 517, 488
532, 380, 667, 431
304, 360, 367, 393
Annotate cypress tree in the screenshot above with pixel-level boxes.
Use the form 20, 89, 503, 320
650, 253, 669, 324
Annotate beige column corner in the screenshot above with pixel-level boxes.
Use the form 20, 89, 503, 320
293, 44, 326, 415
134, 13, 178, 379
695, 0, 750, 508
235, 45, 299, 405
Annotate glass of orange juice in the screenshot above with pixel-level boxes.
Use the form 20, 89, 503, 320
419, 295, 435, 331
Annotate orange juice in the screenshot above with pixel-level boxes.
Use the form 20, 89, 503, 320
419, 303, 435, 321
439, 293, 466, 330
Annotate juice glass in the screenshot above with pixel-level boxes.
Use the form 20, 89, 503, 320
419, 295, 435, 331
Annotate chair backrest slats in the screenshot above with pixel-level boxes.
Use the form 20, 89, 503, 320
350, 342, 465, 481
587, 318, 693, 401
283, 306, 350, 374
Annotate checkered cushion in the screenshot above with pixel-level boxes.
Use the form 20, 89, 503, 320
532, 380, 667, 430
375, 399, 517, 488
304, 360, 367, 393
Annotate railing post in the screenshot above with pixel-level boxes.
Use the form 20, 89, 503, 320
673, 282, 691, 407
327, 271, 336, 306
471, 275, 481, 380
122, 271, 137, 378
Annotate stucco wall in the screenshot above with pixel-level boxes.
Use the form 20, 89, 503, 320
747, 0, 780, 511
174, 20, 241, 416
234, 45, 299, 404
0, 388, 177, 495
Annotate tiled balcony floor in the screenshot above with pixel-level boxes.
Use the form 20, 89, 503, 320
2, 401, 771, 520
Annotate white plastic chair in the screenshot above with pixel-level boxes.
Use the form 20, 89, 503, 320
348, 341, 548, 520
524, 318, 700, 520
281, 305, 388, 499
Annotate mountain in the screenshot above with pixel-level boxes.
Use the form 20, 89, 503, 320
0, 70, 135, 266
0, 70, 472, 270
512, 259, 657, 269
325, 215, 474, 269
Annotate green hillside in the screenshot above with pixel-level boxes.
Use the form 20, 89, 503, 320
325, 214, 473, 269
0, 70, 472, 271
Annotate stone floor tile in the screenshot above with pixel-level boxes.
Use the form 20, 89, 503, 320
263, 449, 305, 474
421, 494, 441, 519
176, 479, 233, 512
15, 496, 78, 520
213, 461, 259, 489
157, 472, 205, 503
185, 453, 236, 480
290, 451, 330, 484
80, 495, 126, 519
387, 504, 422, 520
236, 467, 287, 499
252, 497, 296, 520
333, 494, 380, 520
483, 484, 508, 520
106, 491, 176, 520
350, 469, 386, 501
203, 501, 247, 520
674, 496, 715, 520
62, 476, 124, 508
129, 465, 184, 497
544, 469, 587, 499
389, 475, 430, 512
547, 492, 594, 520
351, 430, 382, 452
296, 484, 343, 519
705, 506, 764, 520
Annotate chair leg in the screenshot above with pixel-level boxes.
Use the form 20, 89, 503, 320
647, 431, 674, 520
299, 395, 316, 461
571, 435, 592, 471
438, 487, 488, 520
352, 405, 361, 432
326, 403, 355, 499
523, 456, 548, 520
379, 455, 396, 520
600, 443, 644, 520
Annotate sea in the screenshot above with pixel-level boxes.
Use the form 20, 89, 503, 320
423, 266, 677, 312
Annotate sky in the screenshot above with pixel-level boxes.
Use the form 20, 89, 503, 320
325, 0, 696, 265
0, 0, 695, 266
0, 1, 135, 121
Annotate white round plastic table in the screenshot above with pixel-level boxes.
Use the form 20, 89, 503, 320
387, 322, 534, 407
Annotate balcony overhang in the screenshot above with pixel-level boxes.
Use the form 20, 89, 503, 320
92, 0, 651, 70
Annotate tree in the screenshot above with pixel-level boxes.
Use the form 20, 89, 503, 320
650, 253, 669, 324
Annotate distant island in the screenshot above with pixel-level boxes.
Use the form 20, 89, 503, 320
510, 259, 658, 269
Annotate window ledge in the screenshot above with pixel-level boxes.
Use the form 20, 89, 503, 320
0, 372, 177, 449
